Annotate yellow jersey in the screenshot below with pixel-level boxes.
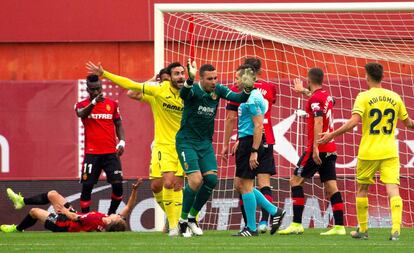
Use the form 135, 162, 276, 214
352, 87, 408, 160
103, 71, 183, 145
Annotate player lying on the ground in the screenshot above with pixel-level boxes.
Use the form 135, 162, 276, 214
0, 178, 142, 232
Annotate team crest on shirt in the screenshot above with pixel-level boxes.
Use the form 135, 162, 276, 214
311, 103, 320, 111
106, 104, 111, 111
210, 92, 218, 100
184, 162, 189, 170
82, 173, 88, 181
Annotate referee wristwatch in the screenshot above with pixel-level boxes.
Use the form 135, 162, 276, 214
251, 147, 259, 153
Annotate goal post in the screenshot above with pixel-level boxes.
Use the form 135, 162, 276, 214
154, 2, 414, 231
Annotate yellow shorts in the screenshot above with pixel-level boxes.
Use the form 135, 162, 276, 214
149, 144, 184, 179
356, 157, 400, 185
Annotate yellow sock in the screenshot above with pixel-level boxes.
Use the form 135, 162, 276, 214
173, 189, 183, 222
356, 197, 369, 232
163, 187, 177, 229
390, 196, 403, 234
153, 190, 165, 212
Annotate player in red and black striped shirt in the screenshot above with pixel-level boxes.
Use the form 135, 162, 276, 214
0, 179, 142, 233
75, 74, 126, 215
278, 68, 345, 236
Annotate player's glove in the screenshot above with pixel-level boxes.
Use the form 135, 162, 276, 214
242, 68, 256, 92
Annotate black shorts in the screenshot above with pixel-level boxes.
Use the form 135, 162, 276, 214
81, 153, 123, 184
44, 213, 70, 232
256, 144, 276, 175
236, 136, 275, 179
294, 151, 337, 182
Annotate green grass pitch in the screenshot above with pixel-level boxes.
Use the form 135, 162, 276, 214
1, 229, 414, 253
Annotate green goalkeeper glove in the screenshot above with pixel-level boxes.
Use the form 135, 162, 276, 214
242, 68, 256, 92
187, 59, 197, 81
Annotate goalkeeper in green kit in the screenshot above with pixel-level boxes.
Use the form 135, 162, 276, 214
176, 60, 255, 237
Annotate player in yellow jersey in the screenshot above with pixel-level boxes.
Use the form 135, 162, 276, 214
318, 63, 414, 240
86, 61, 186, 236
127, 67, 172, 233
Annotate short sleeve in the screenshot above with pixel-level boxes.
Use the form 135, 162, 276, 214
308, 95, 324, 117
113, 102, 121, 120
398, 96, 409, 121
352, 93, 365, 117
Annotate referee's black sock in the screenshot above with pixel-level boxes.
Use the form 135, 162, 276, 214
16, 214, 37, 231
291, 186, 305, 224
330, 191, 344, 226
24, 193, 49, 205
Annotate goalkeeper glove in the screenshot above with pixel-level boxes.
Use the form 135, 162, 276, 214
242, 68, 256, 92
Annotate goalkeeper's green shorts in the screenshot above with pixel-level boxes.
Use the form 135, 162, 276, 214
176, 138, 218, 175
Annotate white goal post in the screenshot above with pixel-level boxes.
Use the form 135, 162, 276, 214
153, 2, 414, 231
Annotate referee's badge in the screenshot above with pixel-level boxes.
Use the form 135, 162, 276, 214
210, 92, 218, 100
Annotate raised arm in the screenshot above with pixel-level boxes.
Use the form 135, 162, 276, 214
292, 78, 311, 97
86, 61, 161, 96
180, 59, 197, 101
119, 178, 143, 218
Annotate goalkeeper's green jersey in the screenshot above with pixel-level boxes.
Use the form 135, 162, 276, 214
176, 83, 249, 141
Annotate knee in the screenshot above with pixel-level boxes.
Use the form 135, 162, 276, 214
47, 190, 58, 199
188, 175, 203, 191
174, 177, 184, 191
289, 176, 303, 187
151, 180, 163, 193
163, 173, 175, 189
29, 208, 39, 217
203, 173, 218, 189
234, 181, 242, 193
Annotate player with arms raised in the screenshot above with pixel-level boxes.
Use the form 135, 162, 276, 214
176, 61, 254, 237
86, 62, 185, 236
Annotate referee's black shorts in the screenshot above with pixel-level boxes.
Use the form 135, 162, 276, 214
235, 135, 276, 179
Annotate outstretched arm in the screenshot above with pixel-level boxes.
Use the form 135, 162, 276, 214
86, 61, 160, 95
292, 78, 311, 97
180, 59, 197, 101
318, 113, 361, 144
119, 178, 143, 217
219, 68, 255, 103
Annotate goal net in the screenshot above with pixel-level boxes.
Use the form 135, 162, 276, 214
155, 3, 414, 230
